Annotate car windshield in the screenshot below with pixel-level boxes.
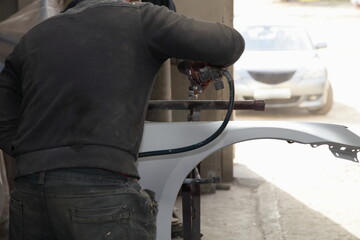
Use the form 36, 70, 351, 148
241, 26, 314, 51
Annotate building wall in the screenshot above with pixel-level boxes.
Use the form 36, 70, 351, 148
0, 0, 18, 21
18, 0, 34, 9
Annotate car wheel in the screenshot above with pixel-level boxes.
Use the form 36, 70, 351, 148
308, 84, 333, 115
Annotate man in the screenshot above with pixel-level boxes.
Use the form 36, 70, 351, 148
0, 0, 244, 239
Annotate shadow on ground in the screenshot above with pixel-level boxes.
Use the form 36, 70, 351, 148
276, 186, 359, 240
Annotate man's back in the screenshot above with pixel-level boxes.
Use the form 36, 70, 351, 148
7, 1, 161, 177
1, 0, 244, 178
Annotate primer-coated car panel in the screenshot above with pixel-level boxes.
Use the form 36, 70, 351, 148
138, 121, 360, 240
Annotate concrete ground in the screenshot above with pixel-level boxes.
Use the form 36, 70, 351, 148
174, 156, 360, 240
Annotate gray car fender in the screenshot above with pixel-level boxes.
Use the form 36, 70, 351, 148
137, 121, 360, 240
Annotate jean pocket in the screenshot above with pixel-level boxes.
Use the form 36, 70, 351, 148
9, 197, 23, 240
144, 189, 158, 217
70, 205, 130, 240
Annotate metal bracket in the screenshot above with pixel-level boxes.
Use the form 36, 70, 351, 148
322, 144, 359, 162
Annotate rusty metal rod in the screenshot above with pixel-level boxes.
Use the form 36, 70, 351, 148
147, 100, 265, 111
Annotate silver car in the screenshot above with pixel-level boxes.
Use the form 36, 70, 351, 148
235, 25, 333, 114
351, 0, 360, 7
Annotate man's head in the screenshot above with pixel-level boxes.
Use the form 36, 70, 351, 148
62, 0, 84, 12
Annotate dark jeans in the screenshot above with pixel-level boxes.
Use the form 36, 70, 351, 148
9, 168, 157, 240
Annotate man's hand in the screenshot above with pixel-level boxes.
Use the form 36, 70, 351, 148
177, 61, 223, 96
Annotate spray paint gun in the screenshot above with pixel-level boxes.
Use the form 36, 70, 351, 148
177, 61, 224, 98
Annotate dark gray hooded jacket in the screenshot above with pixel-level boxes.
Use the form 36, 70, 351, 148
0, 0, 244, 178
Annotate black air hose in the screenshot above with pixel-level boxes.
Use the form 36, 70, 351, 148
138, 69, 234, 158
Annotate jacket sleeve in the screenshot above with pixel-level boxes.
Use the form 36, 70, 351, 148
0, 48, 22, 156
140, 3, 245, 67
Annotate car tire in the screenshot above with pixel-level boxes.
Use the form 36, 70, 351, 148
308, 84, 333, 115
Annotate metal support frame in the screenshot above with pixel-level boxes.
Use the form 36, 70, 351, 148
152, 100, 245, 239
181, 167, 221, 240
182, 180, 201, 240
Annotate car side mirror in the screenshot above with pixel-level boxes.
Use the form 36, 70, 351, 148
315, 42, 327, 49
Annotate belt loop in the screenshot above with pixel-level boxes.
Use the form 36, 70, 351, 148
38, 171, 46, 184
